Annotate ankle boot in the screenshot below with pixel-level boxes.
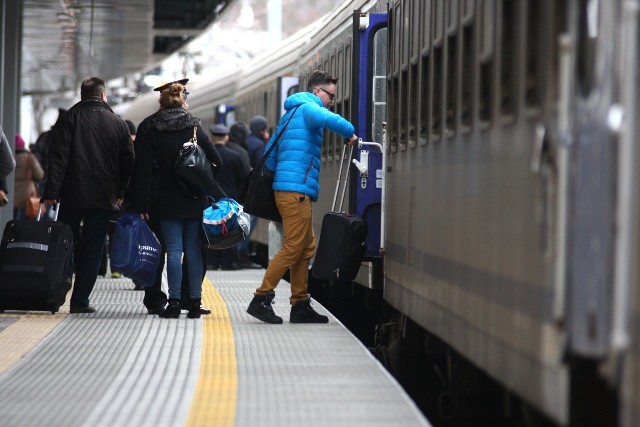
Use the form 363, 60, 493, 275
187, 298, 202, 319
159, 298, 181, 318
246, 292, 283, 324
290, 297, 329, 323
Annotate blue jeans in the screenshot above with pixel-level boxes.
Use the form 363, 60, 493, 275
59, 207, 112, 308
160, 218, 203, 300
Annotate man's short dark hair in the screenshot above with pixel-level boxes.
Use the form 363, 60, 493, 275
307, 70, 338, 91
80, 77, 106, 100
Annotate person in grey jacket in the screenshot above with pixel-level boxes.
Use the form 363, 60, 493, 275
246, 70, 358, 324
0, 126, 16, 178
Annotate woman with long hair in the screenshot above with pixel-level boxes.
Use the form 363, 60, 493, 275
130, 81, 222, 318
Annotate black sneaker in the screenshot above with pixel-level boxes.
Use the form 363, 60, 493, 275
159, 299, 181, 318
290, 298, 328, 323
147, 305, 165, 315
247, 292, 283, 324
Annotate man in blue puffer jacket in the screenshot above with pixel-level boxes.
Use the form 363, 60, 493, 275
247, 70, 358, 324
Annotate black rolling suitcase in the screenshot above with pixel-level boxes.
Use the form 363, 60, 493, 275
0, 203, 73, 313
312, 145, 368, 283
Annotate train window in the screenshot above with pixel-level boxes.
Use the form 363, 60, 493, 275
372, 28, 387, 146
432, 45, 443, 139
400, 69, 408, 150
333, 102, 341, 159
462, 0, 474, 24
500, 0, 517, 118
412, 0, 420, 60
345, 42, 352, 103
461, 21, 473, 131
338, 48, 344, 101
479, 0, 495, 126
433, 0, 444, 45
576, 0, 597, 97
389, 77, 399, 153
525, 0, 543, 108
409, 62, 418, 148
402, 0, 410, 66
445, 33, 457, 136
447, 0, 459, 34
419, 53, 430, 145
421, 0, 431, 54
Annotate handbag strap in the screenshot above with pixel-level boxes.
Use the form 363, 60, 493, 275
191, 127, 198, 145
256, 105, 301, 167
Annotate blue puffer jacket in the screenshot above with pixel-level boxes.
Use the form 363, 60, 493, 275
265, 92, 354, 202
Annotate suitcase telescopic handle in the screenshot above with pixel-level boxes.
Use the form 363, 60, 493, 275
36, 201, 61, 222
331, 144, 354, 213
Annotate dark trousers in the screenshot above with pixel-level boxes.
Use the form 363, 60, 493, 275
59, 207, 113, 308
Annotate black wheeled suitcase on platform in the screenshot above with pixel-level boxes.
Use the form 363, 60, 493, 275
312, 145, 368, 283
0, 203, 73, 313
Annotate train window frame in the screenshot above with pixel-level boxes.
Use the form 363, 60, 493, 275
499, 0, 518, 122
345, 40, 352, 104
432, 44, 443, 141
338, 46, 345, 102
445, 3, 459, 138
478, 0, 495, 129
575, 0, 597, 97
447, 0, 459, 35
421, 0, 431, 56
371, 27, 387, 150
433, 0, 444, 46
524, 0, 543, 111
460, 16, 474, 133
400, 68, 408, 151
411, 0, 420, 61
419, 50, 430, 146
402, 0, 411, 67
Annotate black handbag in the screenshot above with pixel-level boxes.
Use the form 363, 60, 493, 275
239, 107, 299, 222
175, 127, 216, 198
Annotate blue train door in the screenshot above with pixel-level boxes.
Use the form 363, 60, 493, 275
351, 12, 387, 261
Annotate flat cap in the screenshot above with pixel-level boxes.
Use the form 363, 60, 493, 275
210, 123, 229, 135
153, 78, 189, 92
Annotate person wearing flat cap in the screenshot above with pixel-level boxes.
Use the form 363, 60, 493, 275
127, 79, 222, 319
153, 78, 189, 92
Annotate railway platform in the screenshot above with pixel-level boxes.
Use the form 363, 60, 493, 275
0, 269, 430, 427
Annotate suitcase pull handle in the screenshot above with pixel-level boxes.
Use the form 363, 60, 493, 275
37, 201, 61, 222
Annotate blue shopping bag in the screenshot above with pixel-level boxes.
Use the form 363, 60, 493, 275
110, 213, 162, 287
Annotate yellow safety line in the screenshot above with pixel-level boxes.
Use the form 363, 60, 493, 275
0, 312, 67, 375
185, 277, 237, 427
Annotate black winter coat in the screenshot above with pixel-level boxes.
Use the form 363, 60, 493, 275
44, 99, 135, 210
129, 107, 222, 219
211, 143, 247, 201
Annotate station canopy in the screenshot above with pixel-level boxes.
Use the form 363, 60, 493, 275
21, 0, 231, 96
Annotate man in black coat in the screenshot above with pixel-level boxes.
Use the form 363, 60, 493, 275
44, 77, 135, 313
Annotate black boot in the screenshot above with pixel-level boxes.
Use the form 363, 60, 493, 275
290, 297, 329, 323
159, 298, 181, 318
187, 298, 202, 319
180, 299, 211, 315
247, 292, 283, 324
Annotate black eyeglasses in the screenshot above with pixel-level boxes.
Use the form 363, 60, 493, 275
317, 86, 335, 100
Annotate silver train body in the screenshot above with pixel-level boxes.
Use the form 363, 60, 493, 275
118, 0, 640, 425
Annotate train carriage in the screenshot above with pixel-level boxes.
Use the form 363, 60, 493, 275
114, 0, 640, 424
